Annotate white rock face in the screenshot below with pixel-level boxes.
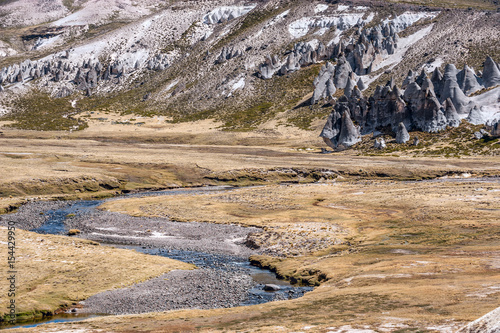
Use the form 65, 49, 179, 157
288, 13, 367, 39
383, 12, 438, 32
203, 5, 256, 25
314, 4, 329, 14
231, 77, 245, 91
456, 306, 500, 333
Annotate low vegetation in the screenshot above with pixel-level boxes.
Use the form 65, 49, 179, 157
2, 91, 87, 131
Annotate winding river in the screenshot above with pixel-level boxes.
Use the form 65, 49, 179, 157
1, 187, 312, 330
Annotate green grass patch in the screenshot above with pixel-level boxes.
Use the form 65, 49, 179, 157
2, 91, 88, 131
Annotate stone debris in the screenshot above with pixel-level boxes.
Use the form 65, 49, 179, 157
373, 137, 386, 149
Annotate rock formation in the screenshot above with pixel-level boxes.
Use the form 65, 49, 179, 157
320, 57, 499, 148
395, 122, 410, 143
373, 137, 386, 149
482, 56, 500, 88
337, 110, 361, 148
259, 21, 401, 86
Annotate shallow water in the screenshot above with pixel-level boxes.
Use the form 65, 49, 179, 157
1, 314, 100, 330
4, 186, 312, 330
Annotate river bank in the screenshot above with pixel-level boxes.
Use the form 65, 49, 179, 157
0, 187, 314, 329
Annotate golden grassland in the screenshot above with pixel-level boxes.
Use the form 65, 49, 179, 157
0, 228, 194, 322
0, 114, 499, 202
0, 117, 499, 332
59, 179, 499, 332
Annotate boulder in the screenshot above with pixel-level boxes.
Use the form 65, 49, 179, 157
440, 78, 469, 114
374, 137, 386, 149
311, 63, 336, 104
395, 122, 410, 143
263, 284, 281, 291
456, 306, 500, 333
457, 64, 483, 95
442, 98, 461, 128
54, 86, 73, 98
87, 68, 98, 88
357, 78, 366, 91
402, 70, 415, 89
486, 119, 500, 137
344, 78, 356, 98
320, 110, 342, 149
415, 69, 427, 86
334, 55, 352, 89
259, 55, 281, 80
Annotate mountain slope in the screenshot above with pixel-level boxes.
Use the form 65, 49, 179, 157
0, 0, 499, 134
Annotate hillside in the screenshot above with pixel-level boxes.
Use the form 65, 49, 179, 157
0, 0, 499, 140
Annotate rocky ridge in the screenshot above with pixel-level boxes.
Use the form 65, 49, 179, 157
320, 56, 500, 149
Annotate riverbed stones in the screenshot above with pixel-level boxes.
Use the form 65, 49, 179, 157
263, 284, 281, 291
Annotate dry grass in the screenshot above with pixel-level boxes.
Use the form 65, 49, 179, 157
85, 179, 500, 331
0, 228, 193, 321
1, 116, 500, 199
1, 115, 500, 331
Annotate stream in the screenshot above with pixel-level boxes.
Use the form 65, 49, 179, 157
1, 186, 313, 330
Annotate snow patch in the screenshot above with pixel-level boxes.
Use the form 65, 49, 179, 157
118, 49, 150, 71
33, 35, 62, 50
373, 24, 435, 72
423, 57, 444, 72
150, 232, 175, 238
336, 5, 350, 12
326, 325, 377, 333
265, 9, 290, 28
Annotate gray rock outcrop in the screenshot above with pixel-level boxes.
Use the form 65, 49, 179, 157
321, 58, 499, 148
258, 55, 281, 80
456, 306, 500, 333
395, 122, 410, 143
457, 64, 482, 95
373, 137, 386, 149
215, 46, 242, 64
312, 62, 336, 104
442, 98, 461, 128
467, 105, 486, 125
486, 119, 500, 137
338, 110, 361, 147
482, 56, 500, 88
440, 74, 470, 114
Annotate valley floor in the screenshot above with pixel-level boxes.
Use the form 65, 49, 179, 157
0, 119, 499, 332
